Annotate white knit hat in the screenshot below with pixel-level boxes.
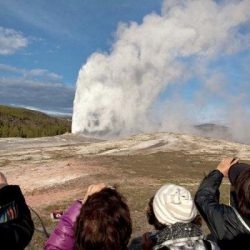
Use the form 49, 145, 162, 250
153, 184, 197, 225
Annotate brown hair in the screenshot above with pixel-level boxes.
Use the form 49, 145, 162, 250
74, 188, 132, 250
234, 168, 250, 218
146, 197, 165, 230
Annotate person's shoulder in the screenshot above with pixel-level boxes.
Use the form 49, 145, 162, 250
0, 185, 22, 195
0, 185, 24, 206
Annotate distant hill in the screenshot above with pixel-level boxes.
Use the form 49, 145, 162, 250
194, 123, 232, 141
0, 105, 71, 138
194, 123, 228, 132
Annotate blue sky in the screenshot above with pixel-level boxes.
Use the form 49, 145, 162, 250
0, 0, 249, 127
0, 0, 162, 114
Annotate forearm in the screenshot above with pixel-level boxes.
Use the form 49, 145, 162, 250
195, 170, 227, 239
195, 170, 223, 205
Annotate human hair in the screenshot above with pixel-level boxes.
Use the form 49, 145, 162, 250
74, 187, 132, 250
234, 167, 250, 218
146, 197, 166, 230
146, 196, 202, 230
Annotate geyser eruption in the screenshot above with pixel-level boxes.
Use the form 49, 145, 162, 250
72, 0, 250, 139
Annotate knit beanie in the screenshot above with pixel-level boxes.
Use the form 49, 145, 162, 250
153, 184, 197, 225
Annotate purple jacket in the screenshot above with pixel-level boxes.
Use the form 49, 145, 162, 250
44, 200, 82, 250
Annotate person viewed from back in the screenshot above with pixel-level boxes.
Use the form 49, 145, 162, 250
0, 172, 34, 250
45, 183, 132, 250
195, 157, 250, 250
142, 184, 217, 250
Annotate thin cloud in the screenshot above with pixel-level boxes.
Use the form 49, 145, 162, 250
10, 105, 72, 117
0, 64, 70, 114
0, 1, 74, 38
0, 64, 22, 73
0, 26, 28, 55
0, 77, 74, 115
24, 69, 62, 81
0, 64, 62, 81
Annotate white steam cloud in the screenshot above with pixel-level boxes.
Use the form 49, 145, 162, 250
72, 0, 250, 142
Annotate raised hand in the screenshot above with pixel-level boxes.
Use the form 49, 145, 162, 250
83, 183, 107, 203
217, 158, 239, 177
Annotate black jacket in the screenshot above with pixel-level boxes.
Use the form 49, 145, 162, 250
195, 170, 250, 250
0, 185, 34, 250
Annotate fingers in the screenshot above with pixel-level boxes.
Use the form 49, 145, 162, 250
83, 183, 107, 203
217, 157, 239, 177
87, 183, 106, 195
230, 158, 239, 166
0, 172, 7, 185
221, 157, 238, 166
0, 172, 8, 190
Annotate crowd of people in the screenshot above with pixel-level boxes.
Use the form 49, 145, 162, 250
0, 157, 249, 249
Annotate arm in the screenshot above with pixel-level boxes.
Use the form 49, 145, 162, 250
45, 200, 82, 250
0, 185, 34, 249
195, 157, 238, 240
195, 170, 227, 239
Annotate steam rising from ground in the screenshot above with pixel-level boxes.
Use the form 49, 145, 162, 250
72, 0, 250, 143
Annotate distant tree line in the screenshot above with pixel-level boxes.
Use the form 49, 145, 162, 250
0, 105, 71, 138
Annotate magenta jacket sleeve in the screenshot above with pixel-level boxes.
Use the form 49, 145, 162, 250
44, 200, 82, 250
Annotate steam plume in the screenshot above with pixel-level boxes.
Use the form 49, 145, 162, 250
72, 0, 250, 142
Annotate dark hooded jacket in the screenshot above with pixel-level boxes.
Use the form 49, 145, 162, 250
195, 170, 250, 250
0, 185, 34, 250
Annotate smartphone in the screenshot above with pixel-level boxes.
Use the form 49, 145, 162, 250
50, 211, 64, 220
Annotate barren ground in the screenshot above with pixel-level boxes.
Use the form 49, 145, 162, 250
0, 132, 249, 249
